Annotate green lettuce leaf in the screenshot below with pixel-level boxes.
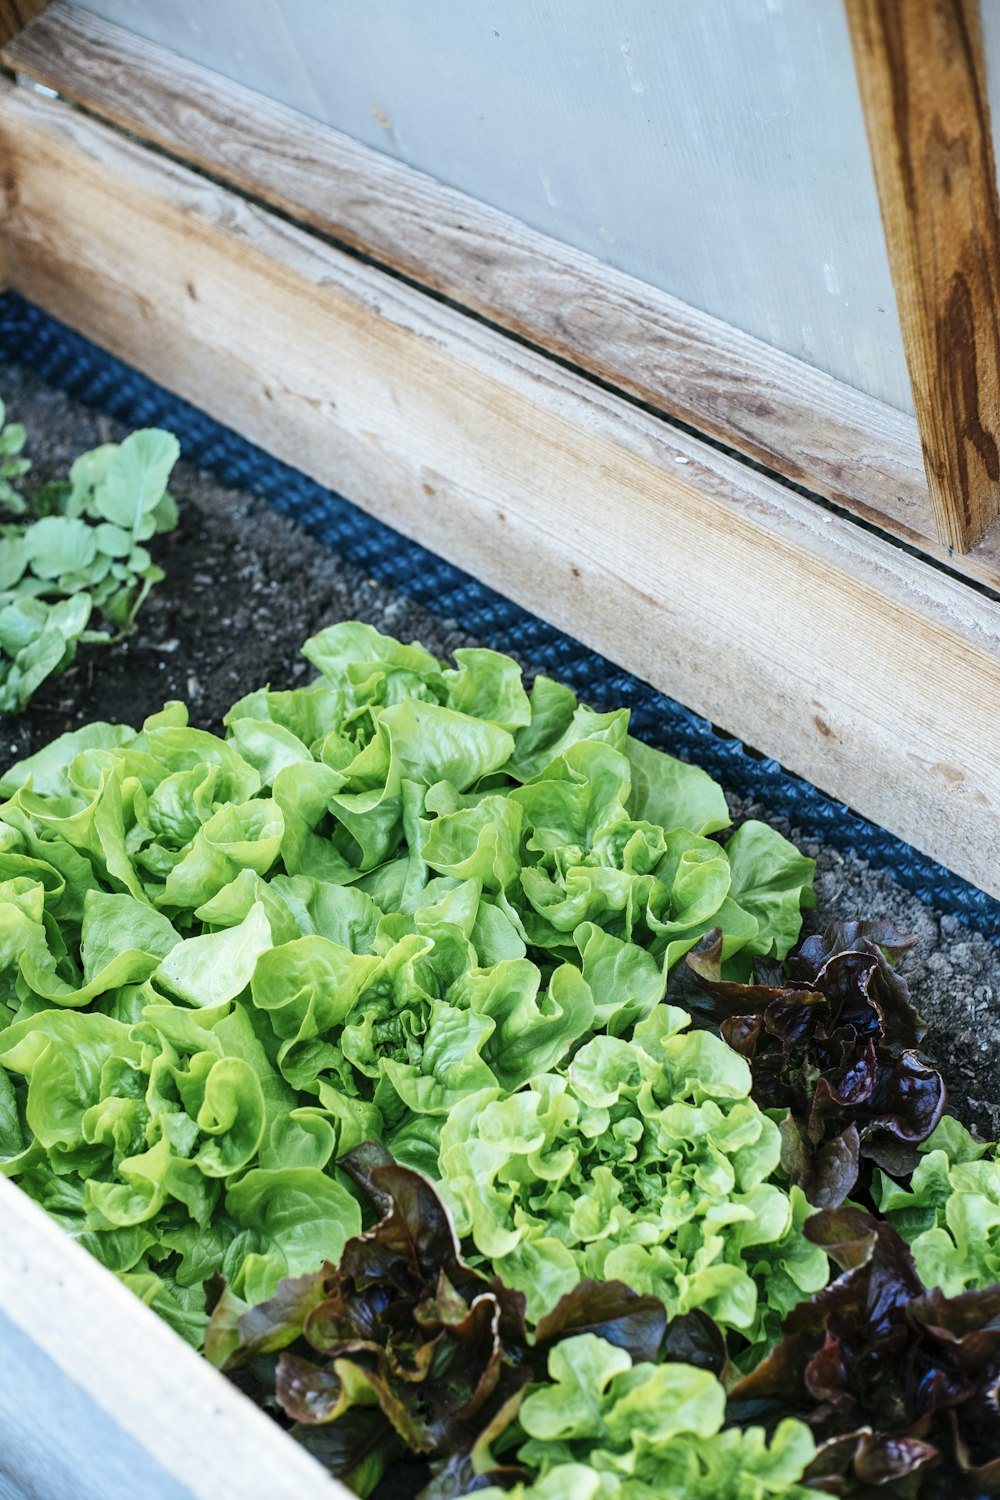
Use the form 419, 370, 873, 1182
723, 821, 817, 962
477, 1332, 820, 1500
0, 621, 817, 1371
876, 1115, 1000, 1294
437, 1006, 825, 1333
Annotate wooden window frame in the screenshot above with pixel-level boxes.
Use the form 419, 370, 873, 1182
8, 3, 1000, 581
847, 0, 1000, 554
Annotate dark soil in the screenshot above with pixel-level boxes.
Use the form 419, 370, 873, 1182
2, 360, 998, 1149
0, 368, 478, 760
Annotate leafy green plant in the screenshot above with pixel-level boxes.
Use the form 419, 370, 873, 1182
0, 622, 816, 1347
727, 1206, 1000, 1497
0, 987, 363, 1345
0, 398, 30, 509
475, 1331, 821, 1500
207, 1145, 666, 1497
687, 920, 946, 1209
435, 1006, 828, 1339
877, 1115, 1000, 1295
0, 401, 179, 713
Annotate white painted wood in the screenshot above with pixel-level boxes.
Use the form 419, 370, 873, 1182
0, 1310, 190, 1500
0, 1177, 350, 1500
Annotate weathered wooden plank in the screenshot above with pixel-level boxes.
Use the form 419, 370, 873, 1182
0, 1178, 349, 1500
14, 3, 1000, 593
847, 0, 1000, 553
0, 0, 46, 49
0, 79, 998, 896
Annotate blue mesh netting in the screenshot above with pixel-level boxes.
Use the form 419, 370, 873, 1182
2, 291, 997, 942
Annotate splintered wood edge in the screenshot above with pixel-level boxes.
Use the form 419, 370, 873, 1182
0, 78, 998, 898
14, 2, 1000, 592
847, 0, 1000, 552
0, 1178, 351, 1500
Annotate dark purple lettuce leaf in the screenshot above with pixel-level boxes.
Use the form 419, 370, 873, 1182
687, 920, 946, 1207
793, 921, 921, 975
660, 1307, 733, 1379
533, 1277, 666, 1363
416, 1391, 531, 1499
293, 1409, 406, 1497
206, 1144, 665, 1496
727, 1207, 1000, 1496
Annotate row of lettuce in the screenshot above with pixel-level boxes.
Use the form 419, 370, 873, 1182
0, 623, 995, 1496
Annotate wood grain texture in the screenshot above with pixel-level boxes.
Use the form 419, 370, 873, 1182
0, 1176, 350, 1499
847, 0, 1000, 552
16, 0, 918, 410
0, 0, 46, 49
14, 4, 1000, 592
1, 81, 997, 895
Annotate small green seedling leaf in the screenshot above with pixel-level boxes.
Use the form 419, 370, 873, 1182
0, 397, 180, 714
0, 536, 28, 591
93, 429, 181, 533
94, 523, 134, 558
24, 516, 98, 580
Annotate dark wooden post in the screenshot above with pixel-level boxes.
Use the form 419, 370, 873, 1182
846, 0, 1000, 553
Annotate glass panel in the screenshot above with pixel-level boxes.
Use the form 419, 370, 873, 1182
71, 0, 914, 412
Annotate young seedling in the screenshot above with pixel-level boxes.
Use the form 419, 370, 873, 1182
0, 399, 180, 713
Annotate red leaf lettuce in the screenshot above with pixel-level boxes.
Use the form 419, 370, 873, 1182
687, 920, 946, 1207
205, 1143, 665, 1496
728, 1207, 1000, 1496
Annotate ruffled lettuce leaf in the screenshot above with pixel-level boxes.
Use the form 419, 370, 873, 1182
877, 1114, 1000, 1295
206, 1147, 664, 1496
688, 919, 945, 1208
475, 1332, 821, 1500
0, 996, 361, 1334
728, 1206, 1000, 1496
436, 1005, 827, 1338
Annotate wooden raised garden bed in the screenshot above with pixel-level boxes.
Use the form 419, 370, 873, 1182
1, 5, 999, 1499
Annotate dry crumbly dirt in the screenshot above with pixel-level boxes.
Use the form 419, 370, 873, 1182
2, 361, 998, 1144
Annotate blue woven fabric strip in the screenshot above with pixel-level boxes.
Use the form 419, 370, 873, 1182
2, 291, 997, 941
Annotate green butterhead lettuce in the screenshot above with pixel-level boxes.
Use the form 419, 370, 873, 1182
0, 622, 816, 1353
876, 1114, 1000, 1295
0, 996, 360, 1336
436, 1006, 827, 1333
477, 1333, 822, 1500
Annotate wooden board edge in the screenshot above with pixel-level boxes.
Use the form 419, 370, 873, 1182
14, 2, 1000, 592
0, 0, 47, 49
1, 78, 998, 898
846, 0, 1000, 552
0, 1176, 351, 1500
